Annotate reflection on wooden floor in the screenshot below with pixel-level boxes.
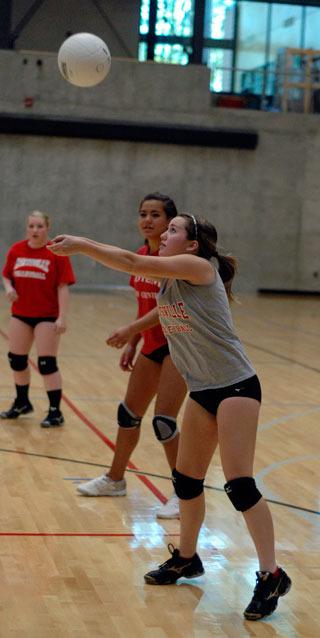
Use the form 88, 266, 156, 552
0, 291, 319, 637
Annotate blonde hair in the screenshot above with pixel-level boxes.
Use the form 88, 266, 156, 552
28, 210, 50, 228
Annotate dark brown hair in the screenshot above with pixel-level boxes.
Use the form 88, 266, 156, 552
180, 213, 237, 300
139, 192, 178, 220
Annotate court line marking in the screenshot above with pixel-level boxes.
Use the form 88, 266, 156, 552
0, 533, 134, 537
256, 455, 320, 522
0, 326, 167, 505
237, 307, 320, 339
243, 340, 320, 374
1, 327, 319, 516
0, 532, 180, 537
0, 447, 318, 516
259, 406, 320, 431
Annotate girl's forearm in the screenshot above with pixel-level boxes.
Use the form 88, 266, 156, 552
2, 277, 13, 293
128, 332, 141, 347
81, 240, 139, 274
128, 308, 159, 336
57, 284, 70, 318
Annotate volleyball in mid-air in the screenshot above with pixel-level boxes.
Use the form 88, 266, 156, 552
57, 33, 111, 87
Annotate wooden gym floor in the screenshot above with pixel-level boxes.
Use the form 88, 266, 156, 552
0, 290, 319, 637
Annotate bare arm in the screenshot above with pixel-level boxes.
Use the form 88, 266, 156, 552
48, 236, 214, 284
2, 276, 18, 302
55, 284, 70, 334
113, 312, 142, 371
107, 307, 159, 349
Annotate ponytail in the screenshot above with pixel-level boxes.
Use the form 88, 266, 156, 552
180, 213, 237, 300
215, 253, 238, 301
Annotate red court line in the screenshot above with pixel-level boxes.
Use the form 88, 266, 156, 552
0, 532, 180, 537
0, 326, 167, 504
61, 393, 167, 503
0, 532, 134, 537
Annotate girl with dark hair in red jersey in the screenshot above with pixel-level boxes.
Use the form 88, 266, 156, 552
77, 193, 186, 519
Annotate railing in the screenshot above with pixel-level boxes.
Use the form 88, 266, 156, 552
210, 48, 320, 113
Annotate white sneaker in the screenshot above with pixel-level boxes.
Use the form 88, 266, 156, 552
156, 493, 180, 519
77, 475, 127, 496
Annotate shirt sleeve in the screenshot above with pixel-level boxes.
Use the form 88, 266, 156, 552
55, 255, 76, 286
2, 247, 15, 280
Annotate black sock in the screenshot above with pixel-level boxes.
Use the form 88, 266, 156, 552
47, 389, 62, 412
177, 551, 194, 562
15, 384, 29, 405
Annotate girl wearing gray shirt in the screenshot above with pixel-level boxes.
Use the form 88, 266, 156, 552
48, 213, 291, 622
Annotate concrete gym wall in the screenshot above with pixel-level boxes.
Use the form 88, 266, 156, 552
0, 48, 319, 293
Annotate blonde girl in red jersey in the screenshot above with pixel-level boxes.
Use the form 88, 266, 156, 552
1, 211, 75, 427
77, 193, 186, 519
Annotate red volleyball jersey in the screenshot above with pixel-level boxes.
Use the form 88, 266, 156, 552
129, 245, 167, 355
2, 240, 76, 317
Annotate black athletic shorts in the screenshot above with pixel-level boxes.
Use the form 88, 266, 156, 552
142, 344, 170, 363
189, 374, 261, 416
12, 315, 57, 328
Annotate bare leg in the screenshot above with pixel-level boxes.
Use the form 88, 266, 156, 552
176, 398, 218, 557
108, 353, 161, 481
7, 317, 34, 387
243, 500, 276, 572
154, 355, 186, 470
34, 322, 61, 391
217, 397, 277, 572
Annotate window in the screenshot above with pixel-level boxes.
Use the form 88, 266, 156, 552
236, 2, 269, 93
203, 47, 233, 91
155, 1, 195, 36
304, 7, 320, 50
204, 0, 235, 40
140, 0, 151, 35
269, 4, 303, 59
139, 0, 319, 99
139, 41, 148, 60
154, 42, 190, 64
139, 0, 235, 91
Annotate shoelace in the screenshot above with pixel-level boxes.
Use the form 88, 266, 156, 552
252, 572, 273, 600
158, 543, 179, 569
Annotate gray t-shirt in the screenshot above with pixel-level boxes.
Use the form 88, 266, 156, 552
158, 266, 255, 391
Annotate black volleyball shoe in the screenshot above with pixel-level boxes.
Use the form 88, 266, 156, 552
244, 568, 292, 621
41, 408, 64, 428
144, 544, 205, 585
0, 399, 33, 419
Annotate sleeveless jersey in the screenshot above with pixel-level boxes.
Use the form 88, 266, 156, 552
129, 245, 167, 355
157, 266, 255, 391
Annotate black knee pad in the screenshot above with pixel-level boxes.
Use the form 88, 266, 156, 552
224, 476, 262, 512
117, 402, 142, 429
152, 415, 178, 443
8, 352, 28, 371
172, 468, 204, 500
38, 356, 58, 375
